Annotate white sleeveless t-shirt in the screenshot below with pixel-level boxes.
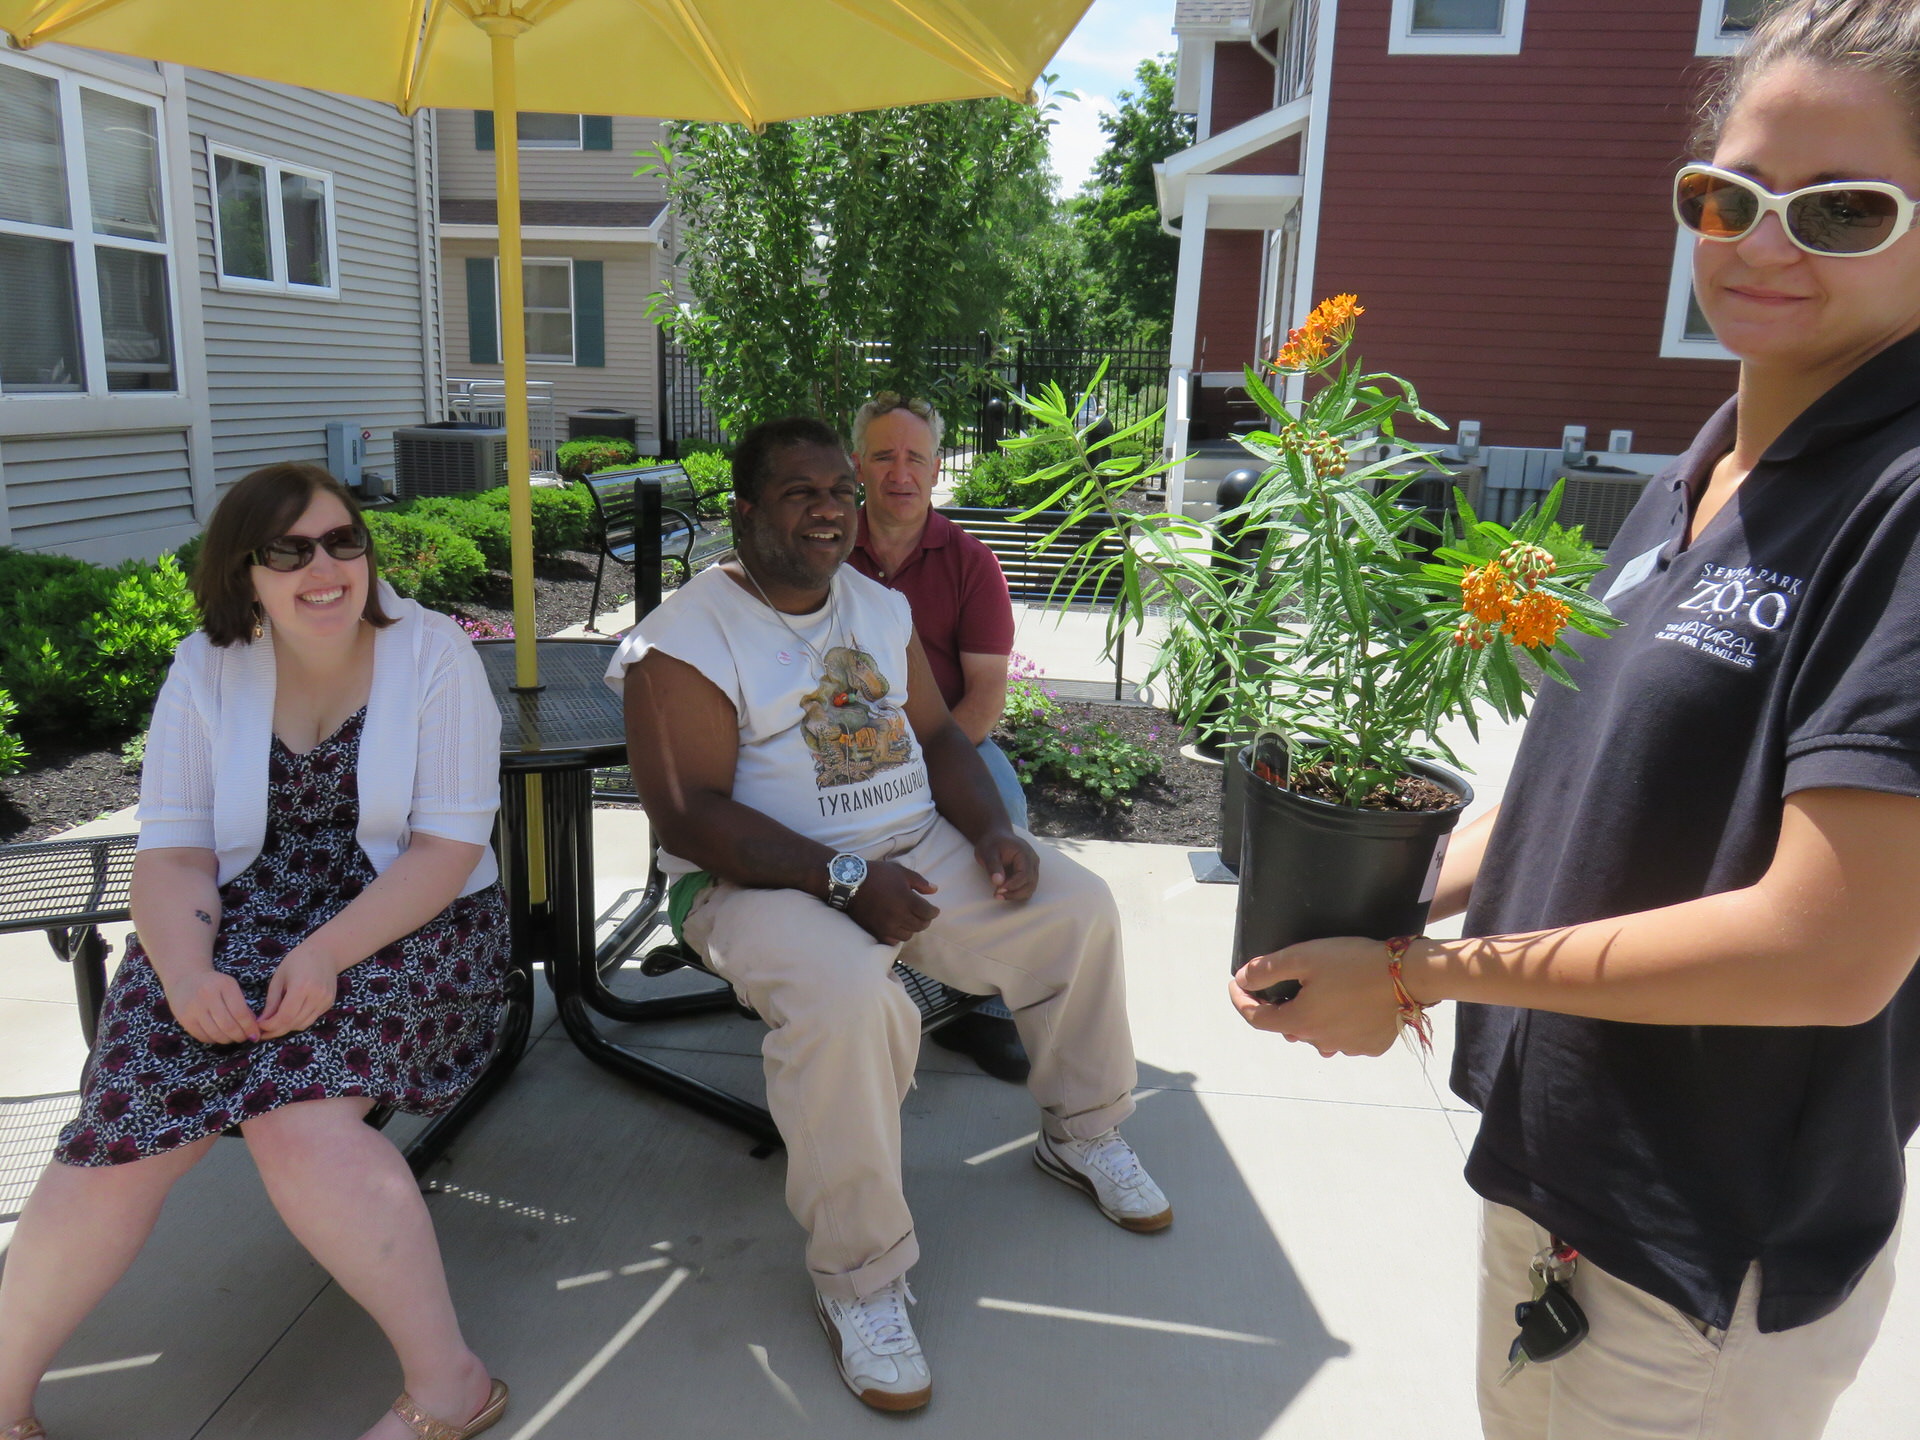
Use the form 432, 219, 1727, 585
604, 566, 934, 875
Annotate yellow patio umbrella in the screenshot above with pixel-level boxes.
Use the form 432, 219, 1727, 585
0, 0, 1092, 694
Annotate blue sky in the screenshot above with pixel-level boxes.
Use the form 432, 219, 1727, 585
1044, 0, 1179, 198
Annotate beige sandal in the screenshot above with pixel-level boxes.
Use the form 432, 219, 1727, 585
1, 1421, 47, 1440
391, 1378, 508, 1440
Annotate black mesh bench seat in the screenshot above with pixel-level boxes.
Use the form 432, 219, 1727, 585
580, 464, 732, 628
0, 833, 137, 1048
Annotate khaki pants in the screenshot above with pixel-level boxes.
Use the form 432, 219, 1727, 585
1478, 1200, 1899, 1440
682, 818, 1138, 1300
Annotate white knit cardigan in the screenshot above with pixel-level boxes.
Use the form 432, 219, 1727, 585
136, 583, 503, 895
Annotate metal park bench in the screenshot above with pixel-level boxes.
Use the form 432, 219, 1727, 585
0, 829, 524, 1174
0, 832, 136, 1049
588, 763, 986, 1138
578, 464, 732, 629
941, 505, 1132, 701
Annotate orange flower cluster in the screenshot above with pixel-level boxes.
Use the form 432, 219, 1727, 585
1273, 293, 1365, 372
1453, 543, 1569, 651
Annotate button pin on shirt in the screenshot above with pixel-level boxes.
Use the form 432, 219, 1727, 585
776, 650, 794, 666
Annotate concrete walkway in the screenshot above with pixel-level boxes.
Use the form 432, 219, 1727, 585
1, 606, 1915, 1439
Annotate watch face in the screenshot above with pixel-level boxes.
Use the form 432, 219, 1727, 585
829, 854, 867, 886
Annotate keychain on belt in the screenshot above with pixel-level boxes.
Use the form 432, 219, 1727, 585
1500, 1239, 1590, 1385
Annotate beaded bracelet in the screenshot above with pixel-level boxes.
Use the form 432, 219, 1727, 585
1385, 936, 1435, 1054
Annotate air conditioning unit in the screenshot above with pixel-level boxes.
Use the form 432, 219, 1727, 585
1558, 467, 1651, 549
393, 422, 508, 498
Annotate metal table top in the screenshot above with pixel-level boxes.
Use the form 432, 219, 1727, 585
476, 637, 628, 772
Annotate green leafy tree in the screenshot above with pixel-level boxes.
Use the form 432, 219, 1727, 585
646, 93, 1058, 435
1071, 56, 1194, 348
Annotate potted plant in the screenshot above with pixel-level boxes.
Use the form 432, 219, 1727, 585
1003, 296, 1619, 1002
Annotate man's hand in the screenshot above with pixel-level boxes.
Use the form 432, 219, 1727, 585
258, 945, 344, 1040
1228, 937, 1402, 1057
165, 967, 261, 1047
847, 861, 941, 945
975, 829, 1038, 902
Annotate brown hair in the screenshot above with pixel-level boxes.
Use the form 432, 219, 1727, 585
1695, 0, 1920, 155
190, 462, 394, 647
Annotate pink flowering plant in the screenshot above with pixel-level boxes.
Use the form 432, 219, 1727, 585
994, 651, 1160, 806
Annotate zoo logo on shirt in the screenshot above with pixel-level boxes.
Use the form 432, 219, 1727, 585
1653, 563, 1804, 671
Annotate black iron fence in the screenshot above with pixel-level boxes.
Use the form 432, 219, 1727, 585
657, 331, 1169, 470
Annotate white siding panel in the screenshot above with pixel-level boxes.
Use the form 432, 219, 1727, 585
442, 238, 663, 451
4, 429, 196, 558
189, 73, 432, 490
437, 112, 669, 203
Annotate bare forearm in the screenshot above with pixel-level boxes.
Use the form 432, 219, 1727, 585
1408, 883, 1899, 1027
950, 692, 1001, 746
658, 794, 837, 897
925, 723, 1010, 843
1429, 804, 1501, 922
294, 837, 483, 974
129, 850, 223, 986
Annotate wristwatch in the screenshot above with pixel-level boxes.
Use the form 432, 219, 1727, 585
825, 852, 868, 911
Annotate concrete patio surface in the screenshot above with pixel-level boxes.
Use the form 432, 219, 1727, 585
3, 607, 1917, 1439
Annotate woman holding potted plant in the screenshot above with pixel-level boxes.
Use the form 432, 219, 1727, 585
1233, 3, 1920, 1435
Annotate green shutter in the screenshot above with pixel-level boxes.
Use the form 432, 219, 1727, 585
466, 257, 499, 365
582, 115, 613, 150
574, 260, 605, 367
474, 110, 494, 150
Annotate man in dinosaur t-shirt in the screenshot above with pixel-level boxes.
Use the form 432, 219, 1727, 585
608, 417, 1169, 1415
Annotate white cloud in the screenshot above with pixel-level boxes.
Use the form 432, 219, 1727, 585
1043, 0, 1177, 197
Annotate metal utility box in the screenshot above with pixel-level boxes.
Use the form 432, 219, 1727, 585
567, 408, 641, 446
324, 421, 369, 487
393, 422, 508, 498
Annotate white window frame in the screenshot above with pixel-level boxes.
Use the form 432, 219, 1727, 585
207, 140, 340, 298
1389, 0, 1527, 55
1661, 229, 1737, 361
493, 256, 576, 366
517, 113, 582, 150
1696, 0, 1769, 58
0, 51, 182, 400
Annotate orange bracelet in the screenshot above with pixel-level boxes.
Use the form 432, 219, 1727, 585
1385, 936, 1434, 1054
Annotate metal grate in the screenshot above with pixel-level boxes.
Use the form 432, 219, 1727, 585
0, 834, 136, 934
0, 1093, 81, 1221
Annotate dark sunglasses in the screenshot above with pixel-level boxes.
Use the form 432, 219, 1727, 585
1674, 164, 1919, 258
250, 524, 369, 572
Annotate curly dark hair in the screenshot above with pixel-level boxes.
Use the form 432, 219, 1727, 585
729, 416, 847, 506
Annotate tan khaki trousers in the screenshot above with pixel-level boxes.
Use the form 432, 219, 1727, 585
1478, 1200, 1899, 1440
682, 817, 1138, 1300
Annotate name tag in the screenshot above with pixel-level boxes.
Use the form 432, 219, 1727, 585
1604, 544, 1666, 603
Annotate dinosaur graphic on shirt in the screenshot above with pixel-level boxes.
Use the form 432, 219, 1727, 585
800, 640, 915, 789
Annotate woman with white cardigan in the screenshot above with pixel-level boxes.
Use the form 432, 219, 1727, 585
0, 464, 512, 1440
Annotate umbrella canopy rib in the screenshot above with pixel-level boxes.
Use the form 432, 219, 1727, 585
650, 0, 763, 126
821, 0, 1024, 99
11, 0, 139, 44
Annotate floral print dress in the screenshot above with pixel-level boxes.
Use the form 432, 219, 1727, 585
57, 708, 510, 1166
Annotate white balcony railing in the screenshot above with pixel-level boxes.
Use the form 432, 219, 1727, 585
1277, 0, 1318, 107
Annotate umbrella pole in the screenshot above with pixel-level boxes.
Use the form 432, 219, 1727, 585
487, 20, 538, 690
485, 15, 547, 906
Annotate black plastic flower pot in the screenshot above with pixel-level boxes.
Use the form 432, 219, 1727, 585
1230, 745, 1473, 1005
1219, 754, 1247, 875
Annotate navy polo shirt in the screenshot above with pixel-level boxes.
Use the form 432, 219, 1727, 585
1454, 331, 1920, 1333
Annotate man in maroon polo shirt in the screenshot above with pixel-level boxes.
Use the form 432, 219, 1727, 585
848, 392, 1030, 1082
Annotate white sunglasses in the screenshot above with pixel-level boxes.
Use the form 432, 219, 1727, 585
1674, 163, 1920, 258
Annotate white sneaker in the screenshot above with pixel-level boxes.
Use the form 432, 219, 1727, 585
815, 1276, 932, 1412
1035, 1129, 1173, 1233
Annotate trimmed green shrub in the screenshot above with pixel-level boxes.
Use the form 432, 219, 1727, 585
679, 450, 732, 517
85, 554, 198, 732
472, 484, 594, 559
398, 495, 512, 569
0, 689, 26, 776
557, 436, 639, 480
0, 549, 197, 740
363, 511, 486, 606
171, 530, 204, 581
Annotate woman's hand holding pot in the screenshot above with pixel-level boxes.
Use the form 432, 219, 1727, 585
1230, 937, 1405, 1057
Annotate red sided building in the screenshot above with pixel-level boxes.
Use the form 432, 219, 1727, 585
1157, 0, 1767, 518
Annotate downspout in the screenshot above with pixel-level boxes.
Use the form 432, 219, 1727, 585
1287, 0, 1339, 413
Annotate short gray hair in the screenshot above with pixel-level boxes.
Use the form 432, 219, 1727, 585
852, 392, 945, 456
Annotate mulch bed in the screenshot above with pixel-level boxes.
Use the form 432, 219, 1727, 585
1017, 700, 1224, 849
1, 555, 1229, 852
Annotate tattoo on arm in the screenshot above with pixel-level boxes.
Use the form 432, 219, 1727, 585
194, 909, 213, 926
